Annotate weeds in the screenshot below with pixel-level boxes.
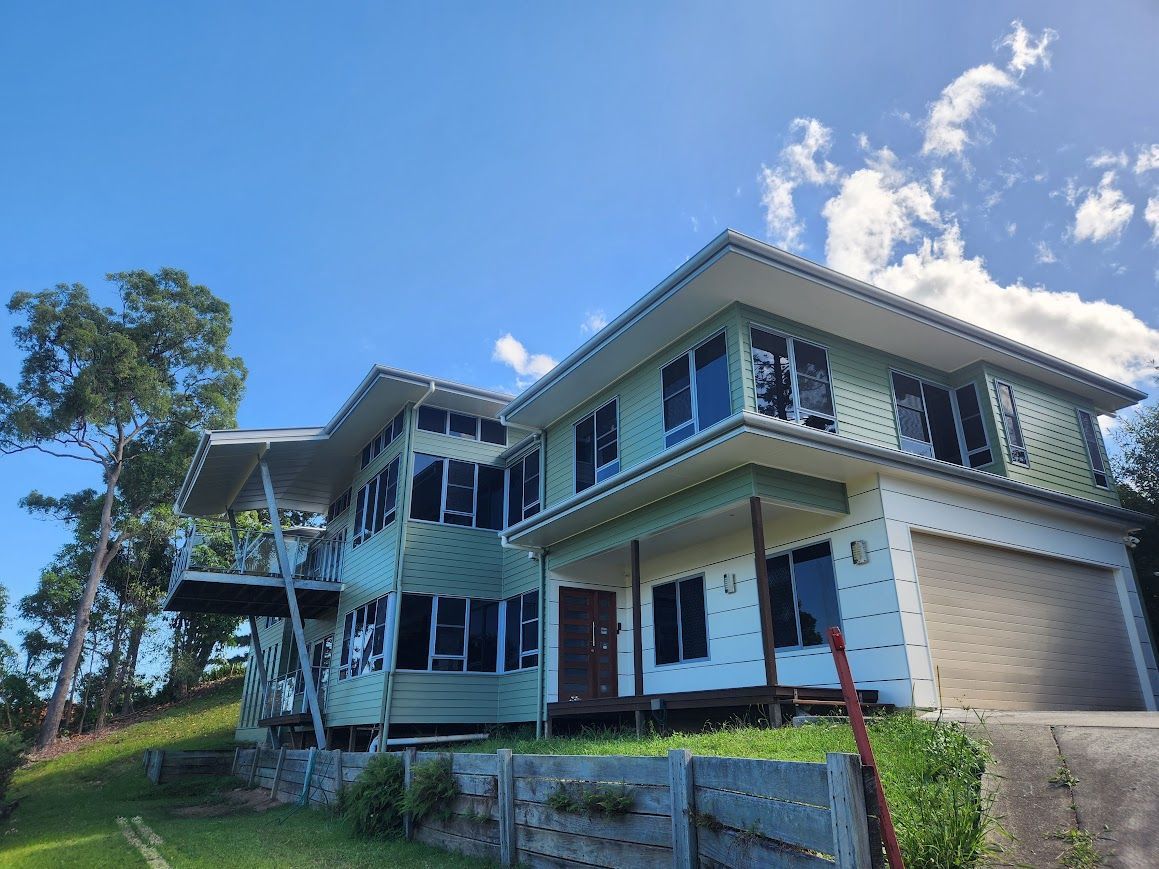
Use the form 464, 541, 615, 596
1052, 827, 1105, 868
1049, 756, 1080, 789
400, 756, 459, 823
546, 782, 634, 816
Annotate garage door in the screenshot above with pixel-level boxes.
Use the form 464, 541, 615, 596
913, 534, 1143, 711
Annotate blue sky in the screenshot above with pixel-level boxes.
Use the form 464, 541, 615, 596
2, 3, 1158, 653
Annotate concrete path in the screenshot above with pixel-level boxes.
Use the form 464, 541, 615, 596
953, 712, 1159, 868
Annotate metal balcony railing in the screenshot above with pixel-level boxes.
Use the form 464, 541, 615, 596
169, 521, 345, 597
260, 666, 328, 721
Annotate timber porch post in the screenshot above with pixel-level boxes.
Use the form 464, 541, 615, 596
749, 496, 779, 688
631, 539, 645, 736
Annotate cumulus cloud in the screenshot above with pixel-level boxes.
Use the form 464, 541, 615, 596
1088, 150, 1128, 169
492, 333, 557, 389
1000, 19, 1058, 75
759, 118, 841, 249
1135, 144, 1159, 174
1034, 240, 1058, 264
1145, 196, 1159, 244
580, 310, 608, 335
1072, 172, 1135, 243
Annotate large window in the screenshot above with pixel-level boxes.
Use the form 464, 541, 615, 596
1076, 409, 1110, 489
750, 327, 837, 433
417, 407, 507, 445
575, 398, 619, 492
766, 541, 840, 649
506, 449, 541, 526
504, 590, 539, 670
327, 488, 351, 522
652, 575, 708, 665
339, 595, 389, 679
661, 332, 732, 448
994, 380, 1029, 467
352, 456, 401, 547
410, 454, 505, 529
890, 372, 993, 468
360, 411, 405, 469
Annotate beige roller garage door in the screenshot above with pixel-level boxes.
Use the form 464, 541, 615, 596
913, 533, 1143, 711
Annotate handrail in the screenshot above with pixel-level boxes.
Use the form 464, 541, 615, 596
259, 666, 328, 720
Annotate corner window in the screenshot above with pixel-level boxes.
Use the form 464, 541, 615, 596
417, 406, 506, 445
504, 590, 539, 670
506, 449, 541, 526
397, 593, 503, 672
1076, 410, 1110, 489
994, 380, 1029, 467
352, 456, 400, 547
409, 454, 504, 530
327, 489, 351, 522
339, 595, 389, 679
662, 332, 731, 448
575, 398, 619, 492
766, 541, 840, 649
360, 411, 405, 469
890, 372, 993, 468
652, 575, 708, 665
751, 327, 837, 433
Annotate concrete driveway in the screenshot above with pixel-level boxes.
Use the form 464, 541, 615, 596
926, 710, 1159, 868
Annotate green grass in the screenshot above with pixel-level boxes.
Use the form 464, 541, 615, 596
0, 679, 486, 868
464, 714, 996, 869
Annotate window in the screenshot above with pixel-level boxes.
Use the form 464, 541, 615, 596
1076, 410, 1109, 488
397, 593, 505, 672
890, 372, 993, 468
661, 332, 731, 448
652, 575, 708, 665
766, 541, 840, 649
410, 454, 505, 530
360, 411, 405, 469
506, 449, 541, 526
417, 407, 507, 445
352, 456, 400, 546
750, 327, 837, 432
339, 596, 389, 679
327, 488, 351, 522
994, 380, 1029, 466
504, 590, 539, 670
575, 398, 619, 492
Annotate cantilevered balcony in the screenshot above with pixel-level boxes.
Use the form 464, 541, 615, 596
164, 522, 343, 618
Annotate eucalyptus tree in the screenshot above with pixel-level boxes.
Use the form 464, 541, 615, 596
0, 269, 245, 749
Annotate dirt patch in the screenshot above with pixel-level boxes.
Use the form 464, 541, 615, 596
170, 788, 277, 818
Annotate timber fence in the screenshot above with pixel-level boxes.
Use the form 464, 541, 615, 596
165, 746, 886, 867
143, 748, 235, 784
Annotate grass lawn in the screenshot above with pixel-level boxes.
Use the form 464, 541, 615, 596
0, 679, 487, 868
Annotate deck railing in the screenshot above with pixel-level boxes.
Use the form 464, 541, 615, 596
169, 522, 345, 596
259, 667, 328, 721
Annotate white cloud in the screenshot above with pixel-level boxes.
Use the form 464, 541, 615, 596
580, 310, 608, 335
1005, 221, 1018, 236
1135, 144, 1159, 174
492, 333, 557, 389
759, 118, 841, 249
1072, 172, 1135, 243
1088, 150, 1128, 169
1034, 240, 1058, 264
1145, 195, 1159, 244
1000, 19, 1058, 75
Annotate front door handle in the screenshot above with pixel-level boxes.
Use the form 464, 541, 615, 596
591, 621, 596, 649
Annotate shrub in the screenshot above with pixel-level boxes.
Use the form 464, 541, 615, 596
338, 753, 405, 838
401, 756, 459, 823
0, 731, 25, 817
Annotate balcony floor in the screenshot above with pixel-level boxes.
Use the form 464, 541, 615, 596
164, 570, 340, 618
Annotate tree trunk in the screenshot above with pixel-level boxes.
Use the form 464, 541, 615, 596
35, 467, 122, 751
119, 621, 144, 716
95, 596, 126, 731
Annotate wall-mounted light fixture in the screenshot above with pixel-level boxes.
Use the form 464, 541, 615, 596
851, 540, 870, 565
723, 573, 737, 594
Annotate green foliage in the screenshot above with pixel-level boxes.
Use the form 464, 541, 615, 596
1052, 826, 1105, 868
401, 756, 459, 823
1049, 755, 1080, 789
0, 730, 25, 813
546, 781, 634, 816
338, 753, 407, 839
1115, 399, 1159, 634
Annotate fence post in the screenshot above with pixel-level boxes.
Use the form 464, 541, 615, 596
334, 749, 343, 797
230, 747, 240, 776
247, 749, 261, 788
668, 748, 697, 869
498, 749, 515, 866
403, 747, 417, 840
270, 746, 288, 799
827, 753, 873, 869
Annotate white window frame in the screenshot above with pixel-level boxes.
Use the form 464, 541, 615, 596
396, 593, 505, 673
748, 325, 838, 433
660, 329, 731, 448
338, 594, 390, 680
501, 590, 540, 671
506, 448, 541, 527
993, 379, 1030, 467
888, 369, 989, 467
765, 540, 842, 653
1075, 408, 1110, 489
416, 406, 506, 444
360, 411, 405, 469
412, 454, 504, 530
574, 397, 620, 492
651, 574, 710, 666
352, 455, 400, 547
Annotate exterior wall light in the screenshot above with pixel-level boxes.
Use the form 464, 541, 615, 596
851, 540, 870, 565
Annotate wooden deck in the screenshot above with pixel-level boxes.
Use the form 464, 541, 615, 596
164, 570, 340, 618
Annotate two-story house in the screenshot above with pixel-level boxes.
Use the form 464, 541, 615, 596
167, 230, 1159, 750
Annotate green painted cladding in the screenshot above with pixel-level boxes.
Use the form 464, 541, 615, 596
389, 672, 498, 723
497, 669, 538, 723
501, 544, 539, 598
402, 521, 502, 597
543, 307, 743, 509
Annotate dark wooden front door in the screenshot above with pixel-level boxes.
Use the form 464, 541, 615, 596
558, 587, 618, 702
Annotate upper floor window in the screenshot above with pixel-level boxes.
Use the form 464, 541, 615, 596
994, 380, 1029, 467
361, 411, 405, 469
417, 407, 507, 445
750, 327, 837, 433
662, 332, 731, 448
575, 398, 619, 492
506, 449, 541, 526
327, 488, 351, 522
352, 456, 400, 547
1076, 409, 1109, 489
339, 594, 389, 679
890, 372, 993, 468
410, 454, 504, 530
653, 575, 708, 665
766, 541, 840, 649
